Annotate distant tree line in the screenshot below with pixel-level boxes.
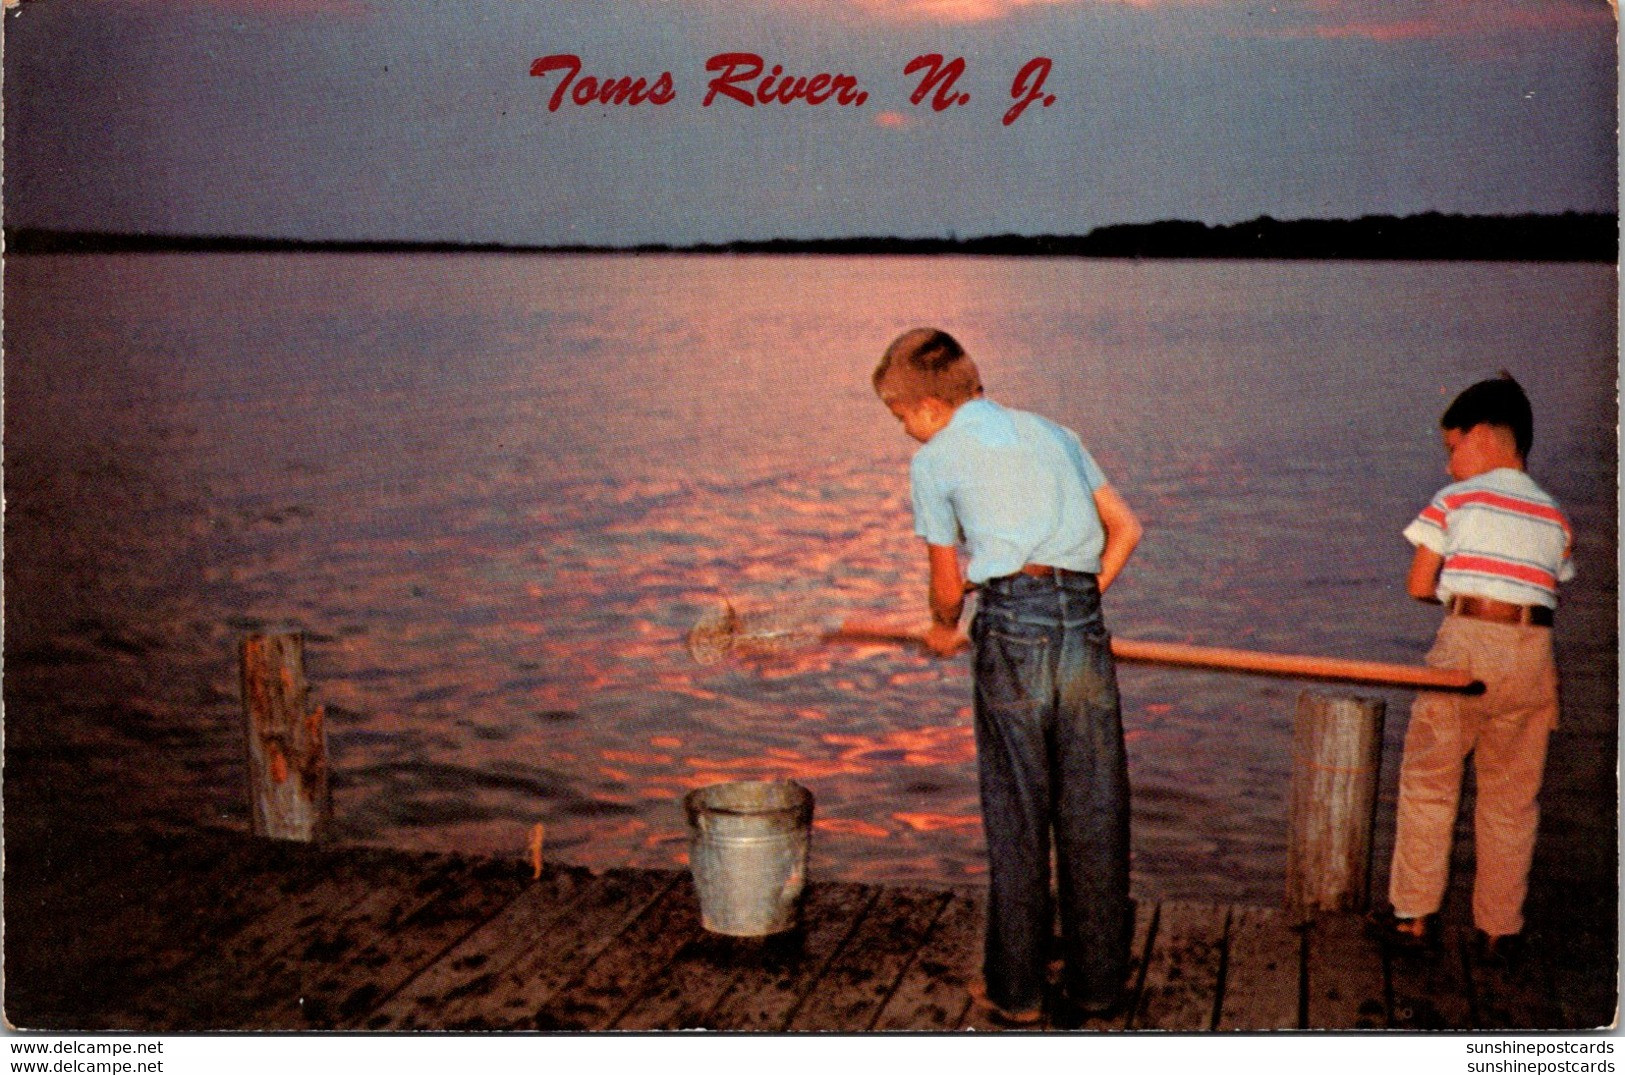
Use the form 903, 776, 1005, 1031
1057, 212, 1615, 261
7, 211, 1616, 261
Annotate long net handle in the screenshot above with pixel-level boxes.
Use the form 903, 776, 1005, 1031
1109, 637, 1481, 693
829, 620, 1482, 694
825, 620, 928, 647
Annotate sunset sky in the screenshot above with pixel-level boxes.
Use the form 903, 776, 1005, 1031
4, 0, 1617, 245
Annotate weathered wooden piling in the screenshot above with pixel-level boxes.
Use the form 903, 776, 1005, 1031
1285, 692, 1386, 925
240, 632, 330, 842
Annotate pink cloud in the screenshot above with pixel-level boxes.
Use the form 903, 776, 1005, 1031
848, 0, 1066, 22
722, 0, 1611, 32
779, 0, 1218, 25
71, 0, 373, 15
1260, 0, 1614, 41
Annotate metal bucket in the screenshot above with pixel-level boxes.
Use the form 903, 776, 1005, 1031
684, 779, 813, 937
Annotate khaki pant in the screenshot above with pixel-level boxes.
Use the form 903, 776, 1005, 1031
1388, 615, 1559, 937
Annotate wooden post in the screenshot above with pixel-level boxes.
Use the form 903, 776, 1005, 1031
1285, 691, 1385, 925
240, 632, 330, 842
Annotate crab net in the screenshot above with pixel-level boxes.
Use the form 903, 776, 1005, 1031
686, 600, 827, 664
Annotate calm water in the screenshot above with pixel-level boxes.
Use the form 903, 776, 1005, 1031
4, 253, 1616, 904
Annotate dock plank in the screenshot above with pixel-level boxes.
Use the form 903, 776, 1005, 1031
139, 839, 354, 951
611, 931, 760, 1030
871, 891, 981, 1032
1386, 918, 1473, 1030
32, 838, 368, 1032
1218, 905, 1302, 1031
1535, 919, 1618, 1030
536, 883, 706, 1030
363, 863, 604, 1030
229, 854, 469, 1029
1133, 901, 1229, 1030
1467, 945, 1569, 1030
704, 881, 877, 1032
230, 848, 515, 1030
1304, 912, 1387, 1028
785, 888, 950, 1032
6, 831, 290, 1030
260, 853, 533, 1029
9, 828, 244, 955
9, 825, 1597, 1034
378, 867, 679, 1030
109, 847, 414, 1030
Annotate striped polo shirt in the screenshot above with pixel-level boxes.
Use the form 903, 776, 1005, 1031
1403, 467, 1574, 609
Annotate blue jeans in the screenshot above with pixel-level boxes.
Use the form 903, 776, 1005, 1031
971, 571, 1132, 1012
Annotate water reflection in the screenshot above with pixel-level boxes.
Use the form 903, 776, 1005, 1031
4, 253, 1615, 904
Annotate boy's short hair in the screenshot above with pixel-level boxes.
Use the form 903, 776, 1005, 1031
1442, 373, 1533, 459
873, 328, 982, 407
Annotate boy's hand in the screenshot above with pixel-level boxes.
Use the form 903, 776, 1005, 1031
922, 623, 971, 658
1093, 485, 1143, 593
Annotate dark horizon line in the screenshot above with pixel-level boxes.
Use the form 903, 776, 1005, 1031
5, 211, 1617, 262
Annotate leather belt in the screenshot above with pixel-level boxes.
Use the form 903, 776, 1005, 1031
1448, 594, 1553, 627
976, 565, 1092, 587
1019, 563, 1067, 577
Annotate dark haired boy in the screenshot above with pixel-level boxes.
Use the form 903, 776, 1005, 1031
874, 328, 1143, 1023
1378, 375, 1573, 964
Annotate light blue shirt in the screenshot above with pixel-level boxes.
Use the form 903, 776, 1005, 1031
909, 398, 1110, 584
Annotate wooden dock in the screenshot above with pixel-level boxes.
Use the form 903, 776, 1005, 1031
4, 825, 1613, 1032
